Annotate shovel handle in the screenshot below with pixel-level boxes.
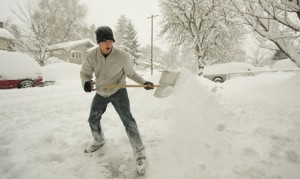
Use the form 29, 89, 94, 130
106, 84, 160, 88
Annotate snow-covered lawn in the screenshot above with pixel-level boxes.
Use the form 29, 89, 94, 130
0, 63, 299, 179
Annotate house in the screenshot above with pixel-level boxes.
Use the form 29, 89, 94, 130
46, 38, 97, 64
0, 22, 15, 51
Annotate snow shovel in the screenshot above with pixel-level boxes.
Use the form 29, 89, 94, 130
153, 70, 180, 98
105, 71, 180, 98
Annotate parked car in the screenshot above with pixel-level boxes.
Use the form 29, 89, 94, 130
203, 62, 255, 83
0, 50, 43, 89
272, 58, 299, 70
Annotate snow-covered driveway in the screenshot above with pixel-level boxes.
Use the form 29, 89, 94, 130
0, 64, 299, 179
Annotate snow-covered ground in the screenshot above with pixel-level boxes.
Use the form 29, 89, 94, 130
0, 62, 299, 179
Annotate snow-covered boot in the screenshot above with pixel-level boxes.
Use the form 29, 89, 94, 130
136, 157, 148, 175
84, 140, 106, 153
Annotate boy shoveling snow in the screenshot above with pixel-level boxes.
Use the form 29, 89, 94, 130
80, 26, 154, 175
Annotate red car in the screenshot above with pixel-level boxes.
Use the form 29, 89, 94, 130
0, 50, 43, 89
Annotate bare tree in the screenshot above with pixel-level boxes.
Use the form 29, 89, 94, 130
159, 0, 246, 70
247, 39, 275, 66
140, 44, 181, 70
230, 0, 300, 66
11, 0, 88, 66
288, 0, 300, 19
160, 45, 181, 70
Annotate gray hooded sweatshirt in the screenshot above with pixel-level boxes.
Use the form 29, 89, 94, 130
80, 47, 146, 97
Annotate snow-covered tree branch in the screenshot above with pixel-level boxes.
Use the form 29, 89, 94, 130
231, 0, 300, 66
159, 0, 246, 70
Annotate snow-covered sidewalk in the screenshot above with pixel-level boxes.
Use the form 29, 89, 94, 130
0, 64, 299, 179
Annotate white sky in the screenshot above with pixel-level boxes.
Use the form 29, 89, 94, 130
0, 0, 162, 47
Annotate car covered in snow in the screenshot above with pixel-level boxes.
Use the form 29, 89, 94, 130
0, 50, 43, 89
272, 58, 300, 70
202, 62, 255, 83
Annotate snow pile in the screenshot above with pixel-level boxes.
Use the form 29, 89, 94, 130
148, 70, 300, 179
214, 72, 300, 179
0, 63, 299, 179
41, 62, 81, 84
148, 70, 228, 178
0, 50, 42, 79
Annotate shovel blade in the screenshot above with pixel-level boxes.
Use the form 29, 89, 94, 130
154, 71, 180, 98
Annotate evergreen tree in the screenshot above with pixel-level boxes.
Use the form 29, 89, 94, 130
114, 15, 128, 48
115, 16, 141, 67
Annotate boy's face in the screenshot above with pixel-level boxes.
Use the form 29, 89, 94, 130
99, 40, 113, 54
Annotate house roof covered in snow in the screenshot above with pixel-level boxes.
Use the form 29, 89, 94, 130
46, 38, 96, 51
0, 28, 15, 40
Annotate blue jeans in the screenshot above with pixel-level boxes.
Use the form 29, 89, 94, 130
88, 88, 145, 159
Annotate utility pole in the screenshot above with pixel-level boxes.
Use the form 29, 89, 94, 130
147, 14, 158, 75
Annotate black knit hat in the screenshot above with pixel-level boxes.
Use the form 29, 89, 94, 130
95, 26, 115, 43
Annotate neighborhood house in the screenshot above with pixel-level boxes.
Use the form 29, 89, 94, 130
46, 38, 96, 64
0, 22, 15, 51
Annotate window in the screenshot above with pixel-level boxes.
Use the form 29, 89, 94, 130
72, 51, 82, 59
85, 44, 93, 48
